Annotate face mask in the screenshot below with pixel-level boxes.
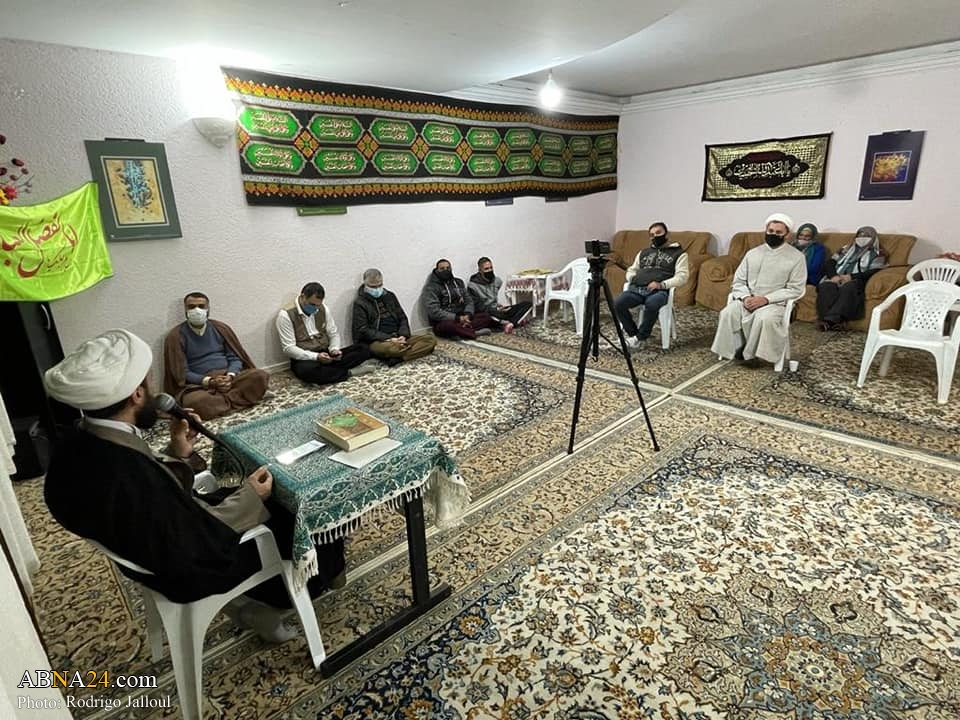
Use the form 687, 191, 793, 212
134, 396, 159, 430
301, 301, 320, 316
765, 233, 785, 248
795, 238, 810, 248
651, 235, 668, 248
186, 308, 207, 327
436, 269, 453, 281
365, 286, 384, 298
855, 236, 873, 248
481, 270, 494, 281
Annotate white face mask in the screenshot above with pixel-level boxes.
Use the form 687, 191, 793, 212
186, 307, 208, 326
854, 236, 873, 248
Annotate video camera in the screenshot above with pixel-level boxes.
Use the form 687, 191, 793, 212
584, 238, 611, 257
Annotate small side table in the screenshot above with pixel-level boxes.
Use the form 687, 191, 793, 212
505, 273, 551, 318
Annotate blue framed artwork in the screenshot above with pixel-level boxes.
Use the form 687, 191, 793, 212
858, 130, 924, 201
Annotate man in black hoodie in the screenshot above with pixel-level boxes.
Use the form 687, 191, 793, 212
421, 258, 496, 339
352, 268, 436, 365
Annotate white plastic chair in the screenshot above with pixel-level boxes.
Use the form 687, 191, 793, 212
622, 282, 677, 350
87, 525, 325, 720
857, 280, 960, 404
906, 258, 960, 284
543, 258, 590, 335
720, 293, 799, 372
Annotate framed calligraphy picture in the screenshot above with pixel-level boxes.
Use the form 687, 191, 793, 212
858, 130, 924, 201
84, 139, 181, 240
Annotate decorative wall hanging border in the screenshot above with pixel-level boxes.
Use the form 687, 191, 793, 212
222, 68, 619, 207
702, 133, 831, 201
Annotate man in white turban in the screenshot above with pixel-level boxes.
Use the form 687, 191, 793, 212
710, 214, 807, 366
42, 329, 345, 641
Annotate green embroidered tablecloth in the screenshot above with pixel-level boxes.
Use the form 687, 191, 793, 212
217, 395, 468, 584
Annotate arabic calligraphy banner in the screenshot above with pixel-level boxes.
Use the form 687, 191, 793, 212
0, 183, 113, 301
702, 133, 831, 201
223, 68, 619, 207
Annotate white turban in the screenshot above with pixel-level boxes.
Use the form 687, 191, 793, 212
765, 213, 793, 231
44, 329, 153, 410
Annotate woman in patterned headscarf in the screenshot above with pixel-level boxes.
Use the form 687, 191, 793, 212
815, 226, 887, 330
793, 222, 827, 286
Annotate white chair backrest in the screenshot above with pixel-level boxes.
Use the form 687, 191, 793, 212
87, 539, 154, 575
899, 281, 960, 336
568, 258, 590, 289
907, 258, 960, 284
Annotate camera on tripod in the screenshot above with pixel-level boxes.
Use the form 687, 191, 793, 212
584, 238, 611, 257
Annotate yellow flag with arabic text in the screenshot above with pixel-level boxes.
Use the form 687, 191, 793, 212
0, 183, 113, 301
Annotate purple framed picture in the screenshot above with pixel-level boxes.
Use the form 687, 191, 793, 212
858, 130, 924, 201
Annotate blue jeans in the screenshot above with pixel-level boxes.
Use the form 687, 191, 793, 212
613, 287, 669, 338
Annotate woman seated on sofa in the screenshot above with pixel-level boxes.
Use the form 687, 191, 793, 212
816, 225, 887, 331
793, 222, 827, 285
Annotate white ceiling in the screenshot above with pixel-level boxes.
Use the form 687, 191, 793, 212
3, 0, 960, 99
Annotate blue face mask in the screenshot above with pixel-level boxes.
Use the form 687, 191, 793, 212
301, 301, 320, 316
365, 286, 385, 298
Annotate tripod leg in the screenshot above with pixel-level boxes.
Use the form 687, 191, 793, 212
600, 278, 660, 452
567, 280, 599, 454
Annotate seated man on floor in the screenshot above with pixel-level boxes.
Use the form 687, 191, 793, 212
468, 256, 533, 333
277, 282, 377, 385
43, 330, 345, 642
711, 213, 807, 366
612, 222, 689, 348
352, 268, 436, 366
163, 291, 269, 420
421, 259, 496, 340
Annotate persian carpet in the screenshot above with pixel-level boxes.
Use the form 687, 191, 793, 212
686, 325, 960, 458
20, 401, 960, 718
475, 305, 728, 388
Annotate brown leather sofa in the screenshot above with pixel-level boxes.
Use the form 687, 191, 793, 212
604, 230, 713, 306
695, 231, 916, 331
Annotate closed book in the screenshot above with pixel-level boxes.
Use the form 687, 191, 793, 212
315, 407, 389, 451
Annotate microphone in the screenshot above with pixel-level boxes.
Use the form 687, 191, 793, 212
152, 393, 250, 475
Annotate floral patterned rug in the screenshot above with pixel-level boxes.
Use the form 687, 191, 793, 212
474, 305, 730, 387
18, 397, 960, 719
686, 325, 960, 458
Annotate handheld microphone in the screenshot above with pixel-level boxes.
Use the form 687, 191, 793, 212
152, 393, 250, 475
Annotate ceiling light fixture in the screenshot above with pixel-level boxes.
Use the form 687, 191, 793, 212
539, 70, 563, 109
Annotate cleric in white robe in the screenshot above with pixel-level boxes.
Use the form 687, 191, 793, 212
711, 213, 807, 365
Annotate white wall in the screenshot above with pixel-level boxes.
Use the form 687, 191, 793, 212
616, 60, 959, 259
0, 39, 616, 372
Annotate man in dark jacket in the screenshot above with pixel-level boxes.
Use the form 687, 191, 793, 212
467, 256, 532, 333
352, 268, 436, 365
42, 329, 345, 641
421, 258, 496, 339
613, 222, 689, 348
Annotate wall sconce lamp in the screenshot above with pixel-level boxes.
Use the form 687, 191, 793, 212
539, 70, 564, 109
192, 116, 236, 148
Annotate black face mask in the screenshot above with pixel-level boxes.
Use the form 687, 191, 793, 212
481, 270, 494, 281
651, 235, 668, 248
765, 233, 785, 248
436, 269, 453, 281
134, 395, 160, 430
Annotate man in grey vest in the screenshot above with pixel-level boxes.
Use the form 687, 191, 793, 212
275, 282, 376, 385
613, 222, 689, 348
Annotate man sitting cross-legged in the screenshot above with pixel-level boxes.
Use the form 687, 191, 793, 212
276, 281, 378, 385
163, 291, 269, 420
467, 256, 533, 333
352, 268, 436, 366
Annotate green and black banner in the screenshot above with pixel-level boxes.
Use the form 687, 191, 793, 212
223, 68, 618, 207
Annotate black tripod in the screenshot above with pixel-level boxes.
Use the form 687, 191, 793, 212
567, 254, 660, 454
